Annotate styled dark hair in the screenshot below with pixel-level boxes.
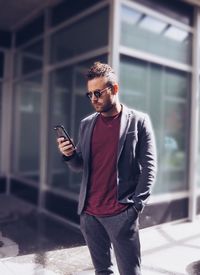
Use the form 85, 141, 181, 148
86, 62, 117, 85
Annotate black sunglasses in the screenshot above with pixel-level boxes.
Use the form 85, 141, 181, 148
86, 86, 112, 100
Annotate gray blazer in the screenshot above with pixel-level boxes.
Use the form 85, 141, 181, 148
64, 105, 157, 215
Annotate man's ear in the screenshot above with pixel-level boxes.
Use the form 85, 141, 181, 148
112, 83, 119, 95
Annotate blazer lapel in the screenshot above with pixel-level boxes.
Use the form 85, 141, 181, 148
117, 105, 131, 162
84, 112, 99, 165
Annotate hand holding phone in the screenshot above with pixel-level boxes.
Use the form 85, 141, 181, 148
54, 125, 76, 148
54, 125, 76, 157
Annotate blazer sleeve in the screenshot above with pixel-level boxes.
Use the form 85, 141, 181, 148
132, 114, 157, 212
62, 122, 84, 172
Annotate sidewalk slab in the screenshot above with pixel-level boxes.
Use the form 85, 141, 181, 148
0, 194, 199, 275
0, 262, 13, 275
4, 262, 57, 275
141, 220, 200, 275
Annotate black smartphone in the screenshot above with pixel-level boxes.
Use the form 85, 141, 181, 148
54, 125, 76, 149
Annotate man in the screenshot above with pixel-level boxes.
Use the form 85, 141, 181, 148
57, 62, 157, 275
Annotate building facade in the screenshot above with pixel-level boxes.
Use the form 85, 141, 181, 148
0, 0, 199, 228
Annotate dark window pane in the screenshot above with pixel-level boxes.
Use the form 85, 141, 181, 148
0, 83, 2, 169
51, 7, 109, 63
0, 30, 11, 48
51, 0, 102, 26
15, 15, 44, 47
0, 52, 4, 78
14, 39, 43, 77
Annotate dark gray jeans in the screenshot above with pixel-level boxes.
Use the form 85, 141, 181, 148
80, 206, 141, 275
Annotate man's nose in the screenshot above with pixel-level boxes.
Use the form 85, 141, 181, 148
91, 93, 97, 102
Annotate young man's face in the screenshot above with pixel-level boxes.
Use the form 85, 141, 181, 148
87, 77, 117, 114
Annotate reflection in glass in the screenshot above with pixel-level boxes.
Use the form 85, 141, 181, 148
120, 55, 190, 194
13, 75, 42, 182
51, 7, 109, 64
121, 8, 141, 25
120, 5, 192, 64
129, 0, 193, 26
14, 39, 43, 77
48, 56, 107, 193
139, 16, 167, 34
164, 26, 188, 42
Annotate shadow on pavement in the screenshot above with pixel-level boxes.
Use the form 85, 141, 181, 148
0, 208, 85, 258
186, 260, 200, 275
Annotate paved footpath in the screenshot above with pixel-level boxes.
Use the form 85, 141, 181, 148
0, 219, 200, 275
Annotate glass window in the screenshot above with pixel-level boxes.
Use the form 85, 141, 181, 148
120, 55, 190, 194
12, 75, 42, 182
132, 0, 194, 26
0, 83, 2, 170
0, 52, 4, 78
198, 87, 200, 188
51, 0, 101, 27
50, 7, 109, 64
120, 5, 192, 65
15, 15, 44, 47
48, 55, 107, 192
0, 30, 11, 48
14, 39, 43, 77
